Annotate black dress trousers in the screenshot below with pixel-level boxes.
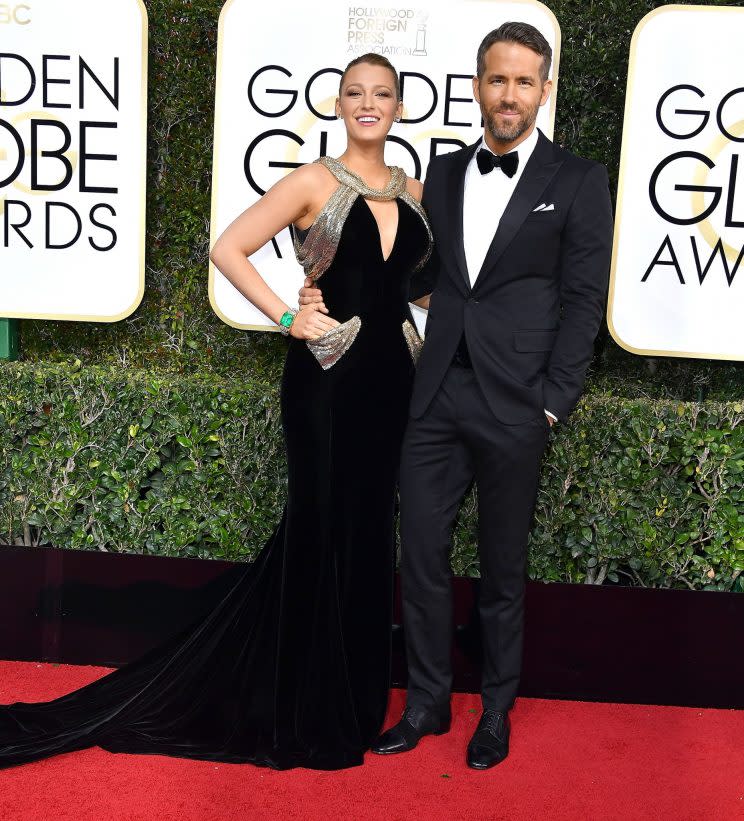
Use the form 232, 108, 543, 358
399, 361, 549, 712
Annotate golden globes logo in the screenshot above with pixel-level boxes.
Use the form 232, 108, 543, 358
0, 4, 31, 24
642, 85, 744, 287
608, 4, 744, 361
243, 62, 473, 201
0, 54, 120, 251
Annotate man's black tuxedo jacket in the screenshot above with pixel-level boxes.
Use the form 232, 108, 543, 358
410, 131, 613, 424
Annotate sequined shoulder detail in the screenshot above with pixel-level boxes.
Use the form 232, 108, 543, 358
317, 156, 408, 201
399, 190, 433, 273
292, 182, 357, 282
293, 157, 409, 282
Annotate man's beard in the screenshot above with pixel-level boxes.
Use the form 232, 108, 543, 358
483, 101, 539, 143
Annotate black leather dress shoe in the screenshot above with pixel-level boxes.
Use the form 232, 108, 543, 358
371, 705, 451, 755
466, 709, 511, 770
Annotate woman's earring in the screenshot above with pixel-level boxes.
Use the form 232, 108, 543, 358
394, 116, 401, 123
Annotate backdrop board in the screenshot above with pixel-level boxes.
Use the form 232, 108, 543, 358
209, 0, 560, 331
608, 4, 744, 361
0, 0, 148, 322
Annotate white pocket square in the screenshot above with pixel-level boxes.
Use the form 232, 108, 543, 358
532, 203, 555, 212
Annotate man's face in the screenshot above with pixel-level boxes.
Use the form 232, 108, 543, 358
473, 41, 552, 147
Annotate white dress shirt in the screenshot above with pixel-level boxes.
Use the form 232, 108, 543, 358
461, 128, 557, 423
462, 127, 538, 287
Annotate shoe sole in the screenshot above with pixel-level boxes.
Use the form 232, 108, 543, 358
466, 753, 507, 770
467, 760, 504, 770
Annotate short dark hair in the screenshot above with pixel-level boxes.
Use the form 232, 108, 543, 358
476, 22, 552, 84
339, 53, 401, 101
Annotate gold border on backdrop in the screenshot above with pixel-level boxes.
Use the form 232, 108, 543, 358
1, 0, 149, 323
606, 3, 744, 362
208, 0, 562, 332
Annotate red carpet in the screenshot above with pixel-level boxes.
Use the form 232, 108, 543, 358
1, 662, 743, 820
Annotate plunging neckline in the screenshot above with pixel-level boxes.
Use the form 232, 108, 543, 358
360, 196, 400, 264
292, 157, 432, 282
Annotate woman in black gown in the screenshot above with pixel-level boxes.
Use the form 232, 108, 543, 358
0, 54, 432, 771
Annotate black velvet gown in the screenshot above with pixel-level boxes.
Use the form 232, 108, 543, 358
0, 162, 432, 771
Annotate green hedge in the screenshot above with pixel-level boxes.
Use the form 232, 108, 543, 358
1, 364, 742, 591
0, 364, 283, 559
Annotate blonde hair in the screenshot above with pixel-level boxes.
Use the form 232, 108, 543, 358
339, 53, 401, 100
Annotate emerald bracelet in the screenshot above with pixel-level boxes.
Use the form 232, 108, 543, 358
278, 309, 297, 336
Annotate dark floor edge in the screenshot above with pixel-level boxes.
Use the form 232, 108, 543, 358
2, 546, 743, 709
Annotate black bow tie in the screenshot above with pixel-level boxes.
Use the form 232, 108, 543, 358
476, 148, 519, 178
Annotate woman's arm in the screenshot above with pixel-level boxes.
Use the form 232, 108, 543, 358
210, 165, 339, 340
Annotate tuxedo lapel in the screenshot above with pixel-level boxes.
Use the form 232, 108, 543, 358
446, 141, 479, 292
474, 132, 563, 288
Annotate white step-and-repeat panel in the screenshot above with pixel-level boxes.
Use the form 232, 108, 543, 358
0, 0, 148, 322
209, 0, 560, 330
609, 5, 744, 361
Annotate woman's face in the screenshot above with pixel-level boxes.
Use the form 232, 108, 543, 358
336, 63, 402, 142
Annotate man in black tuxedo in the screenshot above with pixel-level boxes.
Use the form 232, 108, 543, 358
300, 23, 613, 769
375, 22, 613, 769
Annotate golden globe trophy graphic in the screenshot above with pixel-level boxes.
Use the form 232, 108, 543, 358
413, 14, 428, 57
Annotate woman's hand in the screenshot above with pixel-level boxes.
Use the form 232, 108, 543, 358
289, 307, 339, 340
